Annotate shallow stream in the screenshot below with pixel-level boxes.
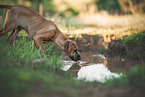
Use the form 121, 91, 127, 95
61, 50, 144, 82
61, 52, 125, 83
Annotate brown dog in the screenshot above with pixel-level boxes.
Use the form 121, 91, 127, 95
0, 5, 81, 61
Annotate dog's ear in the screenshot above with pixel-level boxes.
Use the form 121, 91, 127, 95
64, 41, 70, 53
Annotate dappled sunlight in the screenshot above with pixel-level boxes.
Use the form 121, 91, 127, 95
17, 0, 32, 6
79, 14, 145, 28
0, 1, 145, 97
56, 14, 145, 42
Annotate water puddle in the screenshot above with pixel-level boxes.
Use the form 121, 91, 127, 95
77, 63, 122, 82
61, 51, 143, 82
61, 53, 123, 83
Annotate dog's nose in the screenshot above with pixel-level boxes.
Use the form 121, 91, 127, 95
77, 54, 81, 60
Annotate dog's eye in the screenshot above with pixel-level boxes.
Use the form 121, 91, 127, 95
74, 49, 77, 52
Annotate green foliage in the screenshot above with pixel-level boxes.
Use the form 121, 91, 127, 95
128, 65, 145, 89
108, 31, 145, 60
106, 64, 145, 89
0, 0, 56, 16
0, 9, 7, 29
54, 16, 82, 29
65, 7, 80, 16
122, 32, 145, 60
0, 69, 28, 96
43, 0, 56, 16
122, 32, 145, 47
0, 36, 63, 69
1, 0, 145, 15
0, 36, 87, 97
106, 75, 129, 88
95, 0, 121, 13
0, 0, 17, 5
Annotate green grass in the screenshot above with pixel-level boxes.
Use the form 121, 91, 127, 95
108, 31, 145, 60
0, 35, 103, 97
106, 64, 145, 90
0, 36, 83, 97
106, 31, 145, 89
51, 16, 82, 29
127, 65, 145, 89
0, 33, 145, 97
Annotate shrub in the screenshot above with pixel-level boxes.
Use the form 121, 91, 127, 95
107, 31, 145, 60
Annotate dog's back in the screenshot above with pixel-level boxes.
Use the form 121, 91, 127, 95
0, 5, 47, 37
0, 5, 43, 17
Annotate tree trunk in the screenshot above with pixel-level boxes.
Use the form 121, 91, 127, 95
39, 2, 43, 16
128, 0, 135, 14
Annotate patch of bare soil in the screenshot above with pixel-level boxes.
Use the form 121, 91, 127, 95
75, 34, 108, 52
78, 86, 144, 97
15, 85, 145, 97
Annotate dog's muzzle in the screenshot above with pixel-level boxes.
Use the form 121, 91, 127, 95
69, 53, 81, 61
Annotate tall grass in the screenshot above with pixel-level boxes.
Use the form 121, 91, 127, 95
11, 36, 62, 62
0, 35, 85, 97
0, 35, 65, 72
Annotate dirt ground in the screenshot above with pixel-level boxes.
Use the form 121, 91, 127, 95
79, 86, 144, 97
19, 85, 144, 97
2, 30, 144, 97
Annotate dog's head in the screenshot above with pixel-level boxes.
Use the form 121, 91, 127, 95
64, 40, 81, 61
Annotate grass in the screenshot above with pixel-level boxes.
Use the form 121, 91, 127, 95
0, 36, 65, 96
1, 35, 98, 97
107, 31, 145, 60
106, 64, 145, 90
0, 35, 63, 72
127, 65, 145, 89
106, 31, 145, 90
1, 13, 145, 96
49, 14, 145, 42
0, 35, 145, 92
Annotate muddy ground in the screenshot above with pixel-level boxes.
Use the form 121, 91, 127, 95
20, 85, 145, 97
12, 34, 145, 97
63, 34, 145, 97
67, 34, 144, 71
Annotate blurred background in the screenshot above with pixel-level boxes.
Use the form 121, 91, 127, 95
1, 0, 145, 42
1, 0, 145, 16
0, 1, 145, 97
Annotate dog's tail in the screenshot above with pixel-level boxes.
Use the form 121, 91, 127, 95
0, 5, 12, 9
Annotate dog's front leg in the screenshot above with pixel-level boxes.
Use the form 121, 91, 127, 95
8, 27, 21, 47
33, 35, 46, 56
33, 25, 56, 56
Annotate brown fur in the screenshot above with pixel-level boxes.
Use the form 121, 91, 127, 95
0, 5, 81, 61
